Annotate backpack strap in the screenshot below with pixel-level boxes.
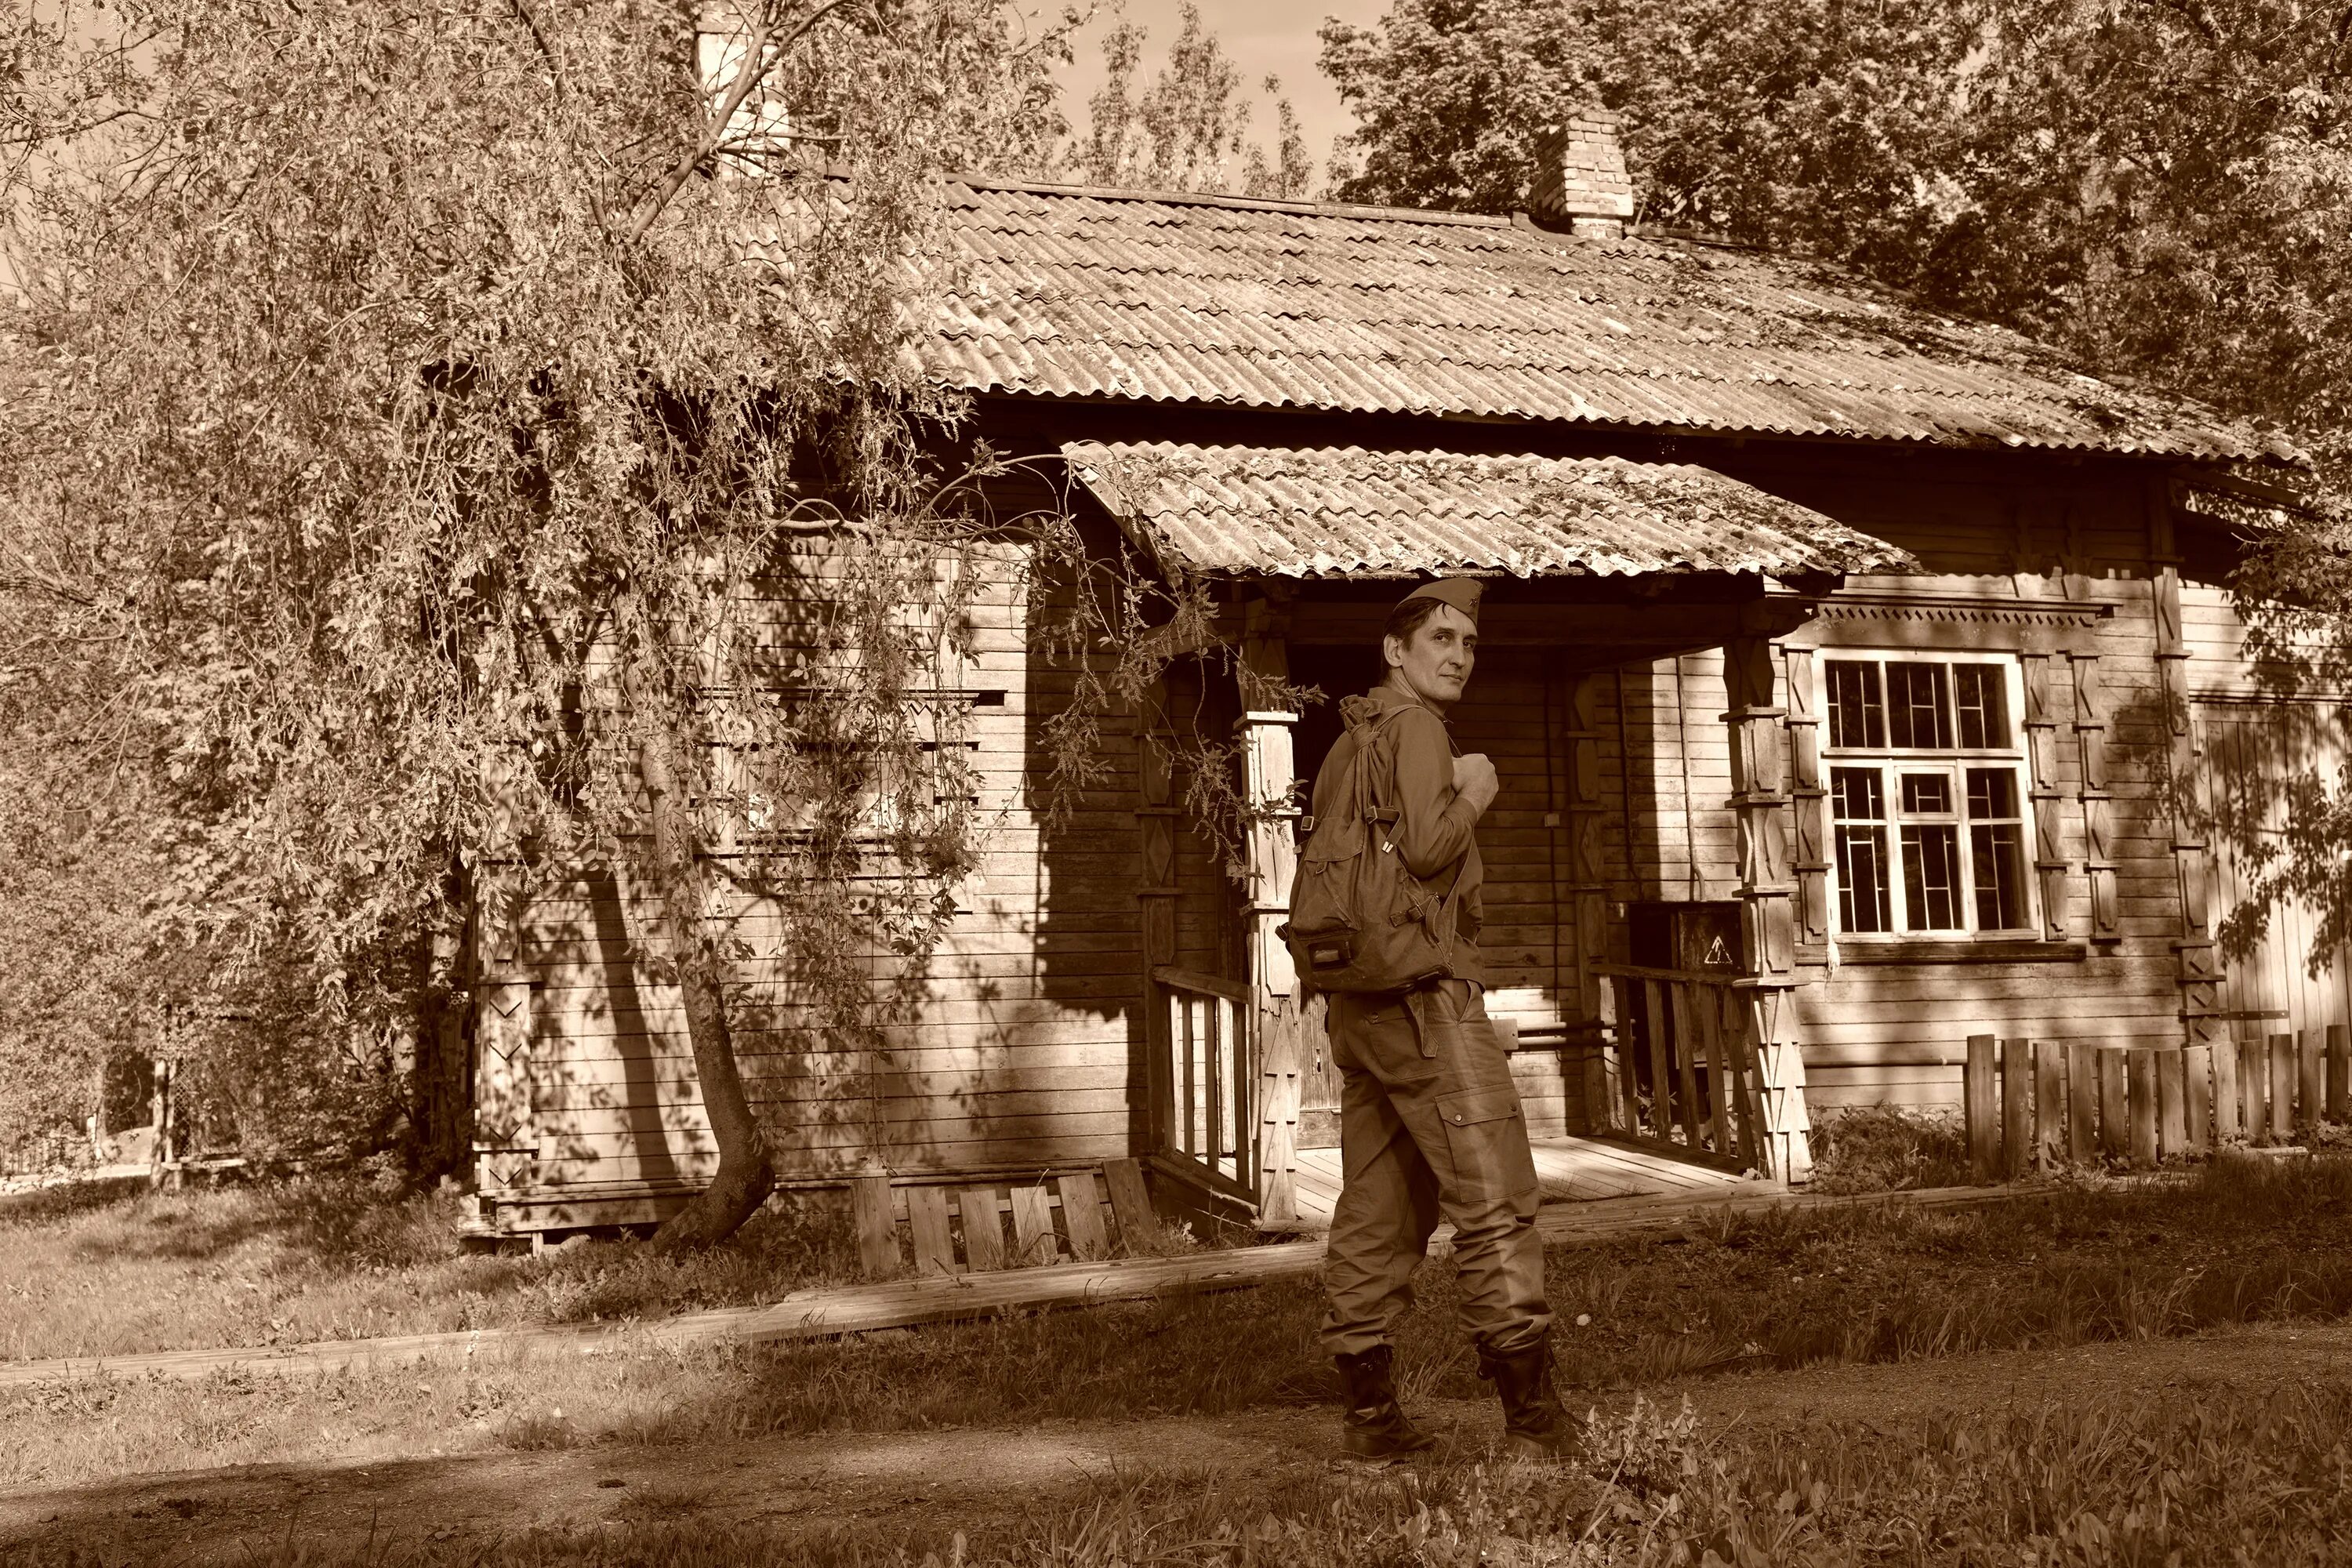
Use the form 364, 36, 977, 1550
1345, 702, 1473, 942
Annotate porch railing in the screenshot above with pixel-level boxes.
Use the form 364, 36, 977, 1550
1591, 964, 1764, 1173
1150, 965, 1255, 1197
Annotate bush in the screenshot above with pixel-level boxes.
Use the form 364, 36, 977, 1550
1804, 1104, 1971, 1194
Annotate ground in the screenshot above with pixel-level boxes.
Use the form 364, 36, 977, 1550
6, 1319, 2347, 1565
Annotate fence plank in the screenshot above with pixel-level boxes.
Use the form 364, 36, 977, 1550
907, 1185, 959, 1276
2330, 1024, 2350, 1122
2098, 1048, 2127, 1160
1644, 980, 1672, 1143
2299, 1029, 2325, 1136
2214, 1036, 2241, 1142
1056, 1172, 1109, 1261
1102, 1157, 1156, 1250
2183, 1044, 2213, 1152
1009, 1185, 1058, 1267
1671, 985, 1704, 1150
2129, 1049, 2159, 1168
2067, 1042, 2098, 1165
2002, 1038, 2033, 1181
959, 1187, 1007, 1272
2241, 1037, 2269, 1144
1965, 1035, 1998, 1182
2035, 1042, 2066, 1167
852, 1175, 900, 1280
2270, 1033, 2297, 1143
1734, 1006, 1767, 1174
2157, 1048, 2187, 1159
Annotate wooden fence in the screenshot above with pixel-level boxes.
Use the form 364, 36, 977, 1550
1962, 1027, 2352, 1181
1591, 964, 1765, 1174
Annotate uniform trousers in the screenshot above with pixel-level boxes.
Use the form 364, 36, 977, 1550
1319, 978, 1553, 1358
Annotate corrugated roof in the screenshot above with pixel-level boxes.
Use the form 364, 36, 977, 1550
1060, 441, 1919, 579
924, 180, 2289, 463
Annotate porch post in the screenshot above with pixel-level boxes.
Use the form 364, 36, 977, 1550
1724, 634, 1809, 1182
1563, 669, 1615, 1128
1240, 590, 1305, 1227
1136, 677, 1184, 1152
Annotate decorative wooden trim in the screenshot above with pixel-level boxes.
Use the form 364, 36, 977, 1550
2020, 652, 2073, 942
1722, 637, 1806, 1184
2073, 653, 2118, 938
1835, 938, 2087, 966
2156, 568, 2216, 1045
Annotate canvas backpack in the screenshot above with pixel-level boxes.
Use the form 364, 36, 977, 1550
1278, 700, 1469, 995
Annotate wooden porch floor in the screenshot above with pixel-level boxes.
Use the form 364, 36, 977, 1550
1285, 1134, 1746, 1229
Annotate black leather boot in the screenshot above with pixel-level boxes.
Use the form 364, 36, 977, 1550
1334, 1345, 1436, 1460
1477, 1332, 1580, 1459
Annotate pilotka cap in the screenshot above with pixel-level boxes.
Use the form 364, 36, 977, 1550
1397, 577, 1483, 625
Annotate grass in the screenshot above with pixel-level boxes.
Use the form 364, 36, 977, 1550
9, 1153, 2352, 1492
0, 1174, 872, 1362
18, 1377, 2352, 1565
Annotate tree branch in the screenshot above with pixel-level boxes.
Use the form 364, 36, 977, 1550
621, 0, 865, 245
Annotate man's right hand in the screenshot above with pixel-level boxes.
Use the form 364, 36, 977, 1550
1451, 752, 1499, 814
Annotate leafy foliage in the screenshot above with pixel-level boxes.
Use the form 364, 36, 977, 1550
0, 0, 1073, 1232
1074, 3, 1315, 197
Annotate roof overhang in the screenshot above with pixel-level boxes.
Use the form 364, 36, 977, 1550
1059, 441, 1919, 583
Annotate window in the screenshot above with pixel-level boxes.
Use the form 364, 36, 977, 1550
1823, 656, 2034, 937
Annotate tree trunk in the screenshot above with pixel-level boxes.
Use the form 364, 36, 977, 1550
637, 710, 775, 1251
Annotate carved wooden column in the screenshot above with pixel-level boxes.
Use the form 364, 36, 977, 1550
1724, 636, 1808, 1181
1781, 644, 1832, 949
1135, 677, 1184, 1155
1563, 670, 1613, 1128
2020, 652, 2072, 941
1238, 593, 1305, 1227
2157, 568, 2223, 1044
2074, 653, 2119, 939
471, 875, 538, 1197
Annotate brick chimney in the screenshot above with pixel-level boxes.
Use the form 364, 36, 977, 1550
1528, 109, 1635, 239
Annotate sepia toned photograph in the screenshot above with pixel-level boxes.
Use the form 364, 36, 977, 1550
3, 0, 2349, 1559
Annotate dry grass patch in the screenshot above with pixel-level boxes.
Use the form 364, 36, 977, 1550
0, 1175, 865, 1362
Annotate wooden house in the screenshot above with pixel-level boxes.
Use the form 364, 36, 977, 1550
461, 116, 2319, 1238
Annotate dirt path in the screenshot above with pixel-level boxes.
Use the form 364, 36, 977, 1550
6, 1320, 2347, 1563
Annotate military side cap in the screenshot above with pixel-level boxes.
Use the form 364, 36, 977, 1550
1397, 576, 1483, 625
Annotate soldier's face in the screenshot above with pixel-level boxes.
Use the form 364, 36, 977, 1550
1383, 604, 1478, 708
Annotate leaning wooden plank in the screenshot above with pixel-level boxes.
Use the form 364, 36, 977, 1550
2330, 1024, 2350, 1123
1056, 1172, 1110, 1261
2183, 1044, 2213, 1152
2214, 1036, 2241, 1143
1008, 1185, 1058, 1267
2035, 1040, 2065, 1167
1965, 1035, 1998, 1183
1671, 985, 1704, 1152
906, 1185, 959, 1276
2240, 1038, 2269, 1145
2270, 1033, 2298, 1143
2002, 1038, 2033, 1181
2098, 1047, 2127, 1161
2299, 1028, 2325, 1136
2129, 1049, 2158, 1169
2156, 1049, 2187, 1160
1644, 980, 1672, 1143
851, 1175, 899, 1281
959, 1187, 1007, 1272
1101, 1156, 1156, 1250
2066, 1041, 2097, 1167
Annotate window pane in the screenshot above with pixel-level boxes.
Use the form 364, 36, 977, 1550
1831, 766, 1891, 933
1900, 773, 1952, 815
1900, 824, 1962, 930
1965, 767, 2018, 820
1972, 822, 2026, 928
1827, 660, 1885, 750
1886, 663, 1951, 749
1954, 665, 2010, 750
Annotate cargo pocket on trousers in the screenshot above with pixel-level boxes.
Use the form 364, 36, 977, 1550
1435, 1083, 1539, 1203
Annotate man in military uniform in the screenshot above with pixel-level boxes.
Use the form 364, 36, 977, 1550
1310, 576, 1573, 1461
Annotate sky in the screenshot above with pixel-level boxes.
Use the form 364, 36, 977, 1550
1051, 0, 1396, 179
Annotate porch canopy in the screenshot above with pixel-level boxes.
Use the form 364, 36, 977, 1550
1058, 440, 1918, 659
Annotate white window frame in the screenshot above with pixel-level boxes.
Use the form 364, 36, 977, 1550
1817, 652, 2040, 942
